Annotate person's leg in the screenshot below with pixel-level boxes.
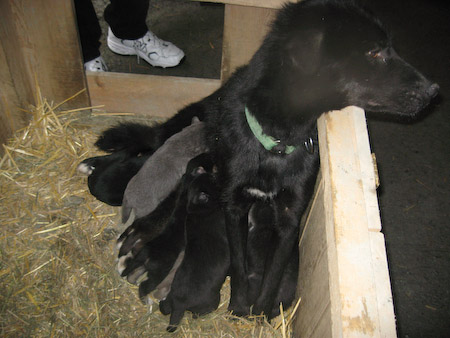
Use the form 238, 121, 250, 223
104, 0, 149, 40
74, 0, 101, 62
104, 0, 184, 68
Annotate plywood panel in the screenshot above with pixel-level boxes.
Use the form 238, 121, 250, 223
0, 39, 25, 147
0, 0, 88, 112
87, 72, 221, 117
295, 177, 336, 337
221, 5, 277, 80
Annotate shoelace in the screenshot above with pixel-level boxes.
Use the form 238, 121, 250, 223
133, 33, 162, 63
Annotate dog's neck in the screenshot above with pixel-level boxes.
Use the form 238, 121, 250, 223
245, 106, 315, 155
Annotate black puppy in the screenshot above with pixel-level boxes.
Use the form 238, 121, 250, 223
99, 0, 438, 318
117, 153, 215, 301
77, 150, 150, 206
159, 165, 229, 332
246, 200, 298, 320
78, 122, 160, 206
116, 186, 185, 295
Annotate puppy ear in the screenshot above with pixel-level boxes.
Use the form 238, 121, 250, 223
286, 30, 323, 74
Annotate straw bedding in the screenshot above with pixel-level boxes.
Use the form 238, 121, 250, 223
0, 90, 298, 337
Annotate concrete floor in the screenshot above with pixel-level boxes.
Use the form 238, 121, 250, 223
91, 0, 450, 336
94, 0, 224, 79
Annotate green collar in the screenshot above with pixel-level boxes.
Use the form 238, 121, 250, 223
245, 106, 297, 155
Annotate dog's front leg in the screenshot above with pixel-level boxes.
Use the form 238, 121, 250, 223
252, 189, 301, 319
225, 202, 251, 317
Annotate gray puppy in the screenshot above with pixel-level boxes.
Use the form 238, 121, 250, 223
121, 118, 207, 223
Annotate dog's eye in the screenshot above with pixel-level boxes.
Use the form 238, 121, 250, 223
366, 49, 388, 64
367, 50, 381, 58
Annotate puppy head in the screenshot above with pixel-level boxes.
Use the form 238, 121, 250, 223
186, 172, 219, 214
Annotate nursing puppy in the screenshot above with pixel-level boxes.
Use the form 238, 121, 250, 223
103, 0, 439, 318
117, 154, 216, 301
78, 118, 206, 210
159, 165, 229, 332
246, 200, 298, 319
116, 187, 185, 295
121, 117, 207, 222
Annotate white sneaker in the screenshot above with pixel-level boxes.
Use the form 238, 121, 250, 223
84, 56, 108, 72
107, 27, 185, 68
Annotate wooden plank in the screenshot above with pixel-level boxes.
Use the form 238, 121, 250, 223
87, 72, 221, 117
315, 106, 396, 337
194, 0, 295, 9
352, 111, 382, 232
0, 0, 89, 128
0, 0, 34, 112
221, 5, 277, 80
295, 175, 336, 337
0, 38, 25, 148
369, 232, 397, 336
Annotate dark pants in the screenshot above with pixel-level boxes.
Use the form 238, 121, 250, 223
75, 0, 150, 62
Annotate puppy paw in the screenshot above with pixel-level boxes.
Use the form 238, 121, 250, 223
166, 325, 177, 333
117, 251, 133, 276
116, 243, 148, 283
77, 161, 95, 175
228, 302, 250, 317
252, 300, 274, 320
117, 218, 159, 257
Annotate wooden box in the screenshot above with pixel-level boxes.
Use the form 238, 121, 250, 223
0, 0, 396, 336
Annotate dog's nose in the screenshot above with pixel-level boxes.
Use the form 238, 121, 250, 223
427, 83, 440, 98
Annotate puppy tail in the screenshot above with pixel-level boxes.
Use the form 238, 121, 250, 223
94, 122, 162, 155
94, 100, 206, 155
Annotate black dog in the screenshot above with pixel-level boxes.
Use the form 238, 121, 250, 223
101, 0, 439, 318
159, 164, 229, 332
117, 154, 216, 301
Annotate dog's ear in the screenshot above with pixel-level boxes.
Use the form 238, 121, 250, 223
285, 30, 323, 74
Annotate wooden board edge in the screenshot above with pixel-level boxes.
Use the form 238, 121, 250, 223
317, 106, 396, 337
86, 72, 221, 117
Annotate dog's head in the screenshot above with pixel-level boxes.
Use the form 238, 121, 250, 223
256, 0, 439, 121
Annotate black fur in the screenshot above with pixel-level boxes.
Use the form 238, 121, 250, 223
95, 122, 161, 154
159, 165, 229, 332
246, 200, 299, 319
117, 154, 216, 299
99, 0, 438, 319
77, 122, 158, 206
77, 150, 150, 206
